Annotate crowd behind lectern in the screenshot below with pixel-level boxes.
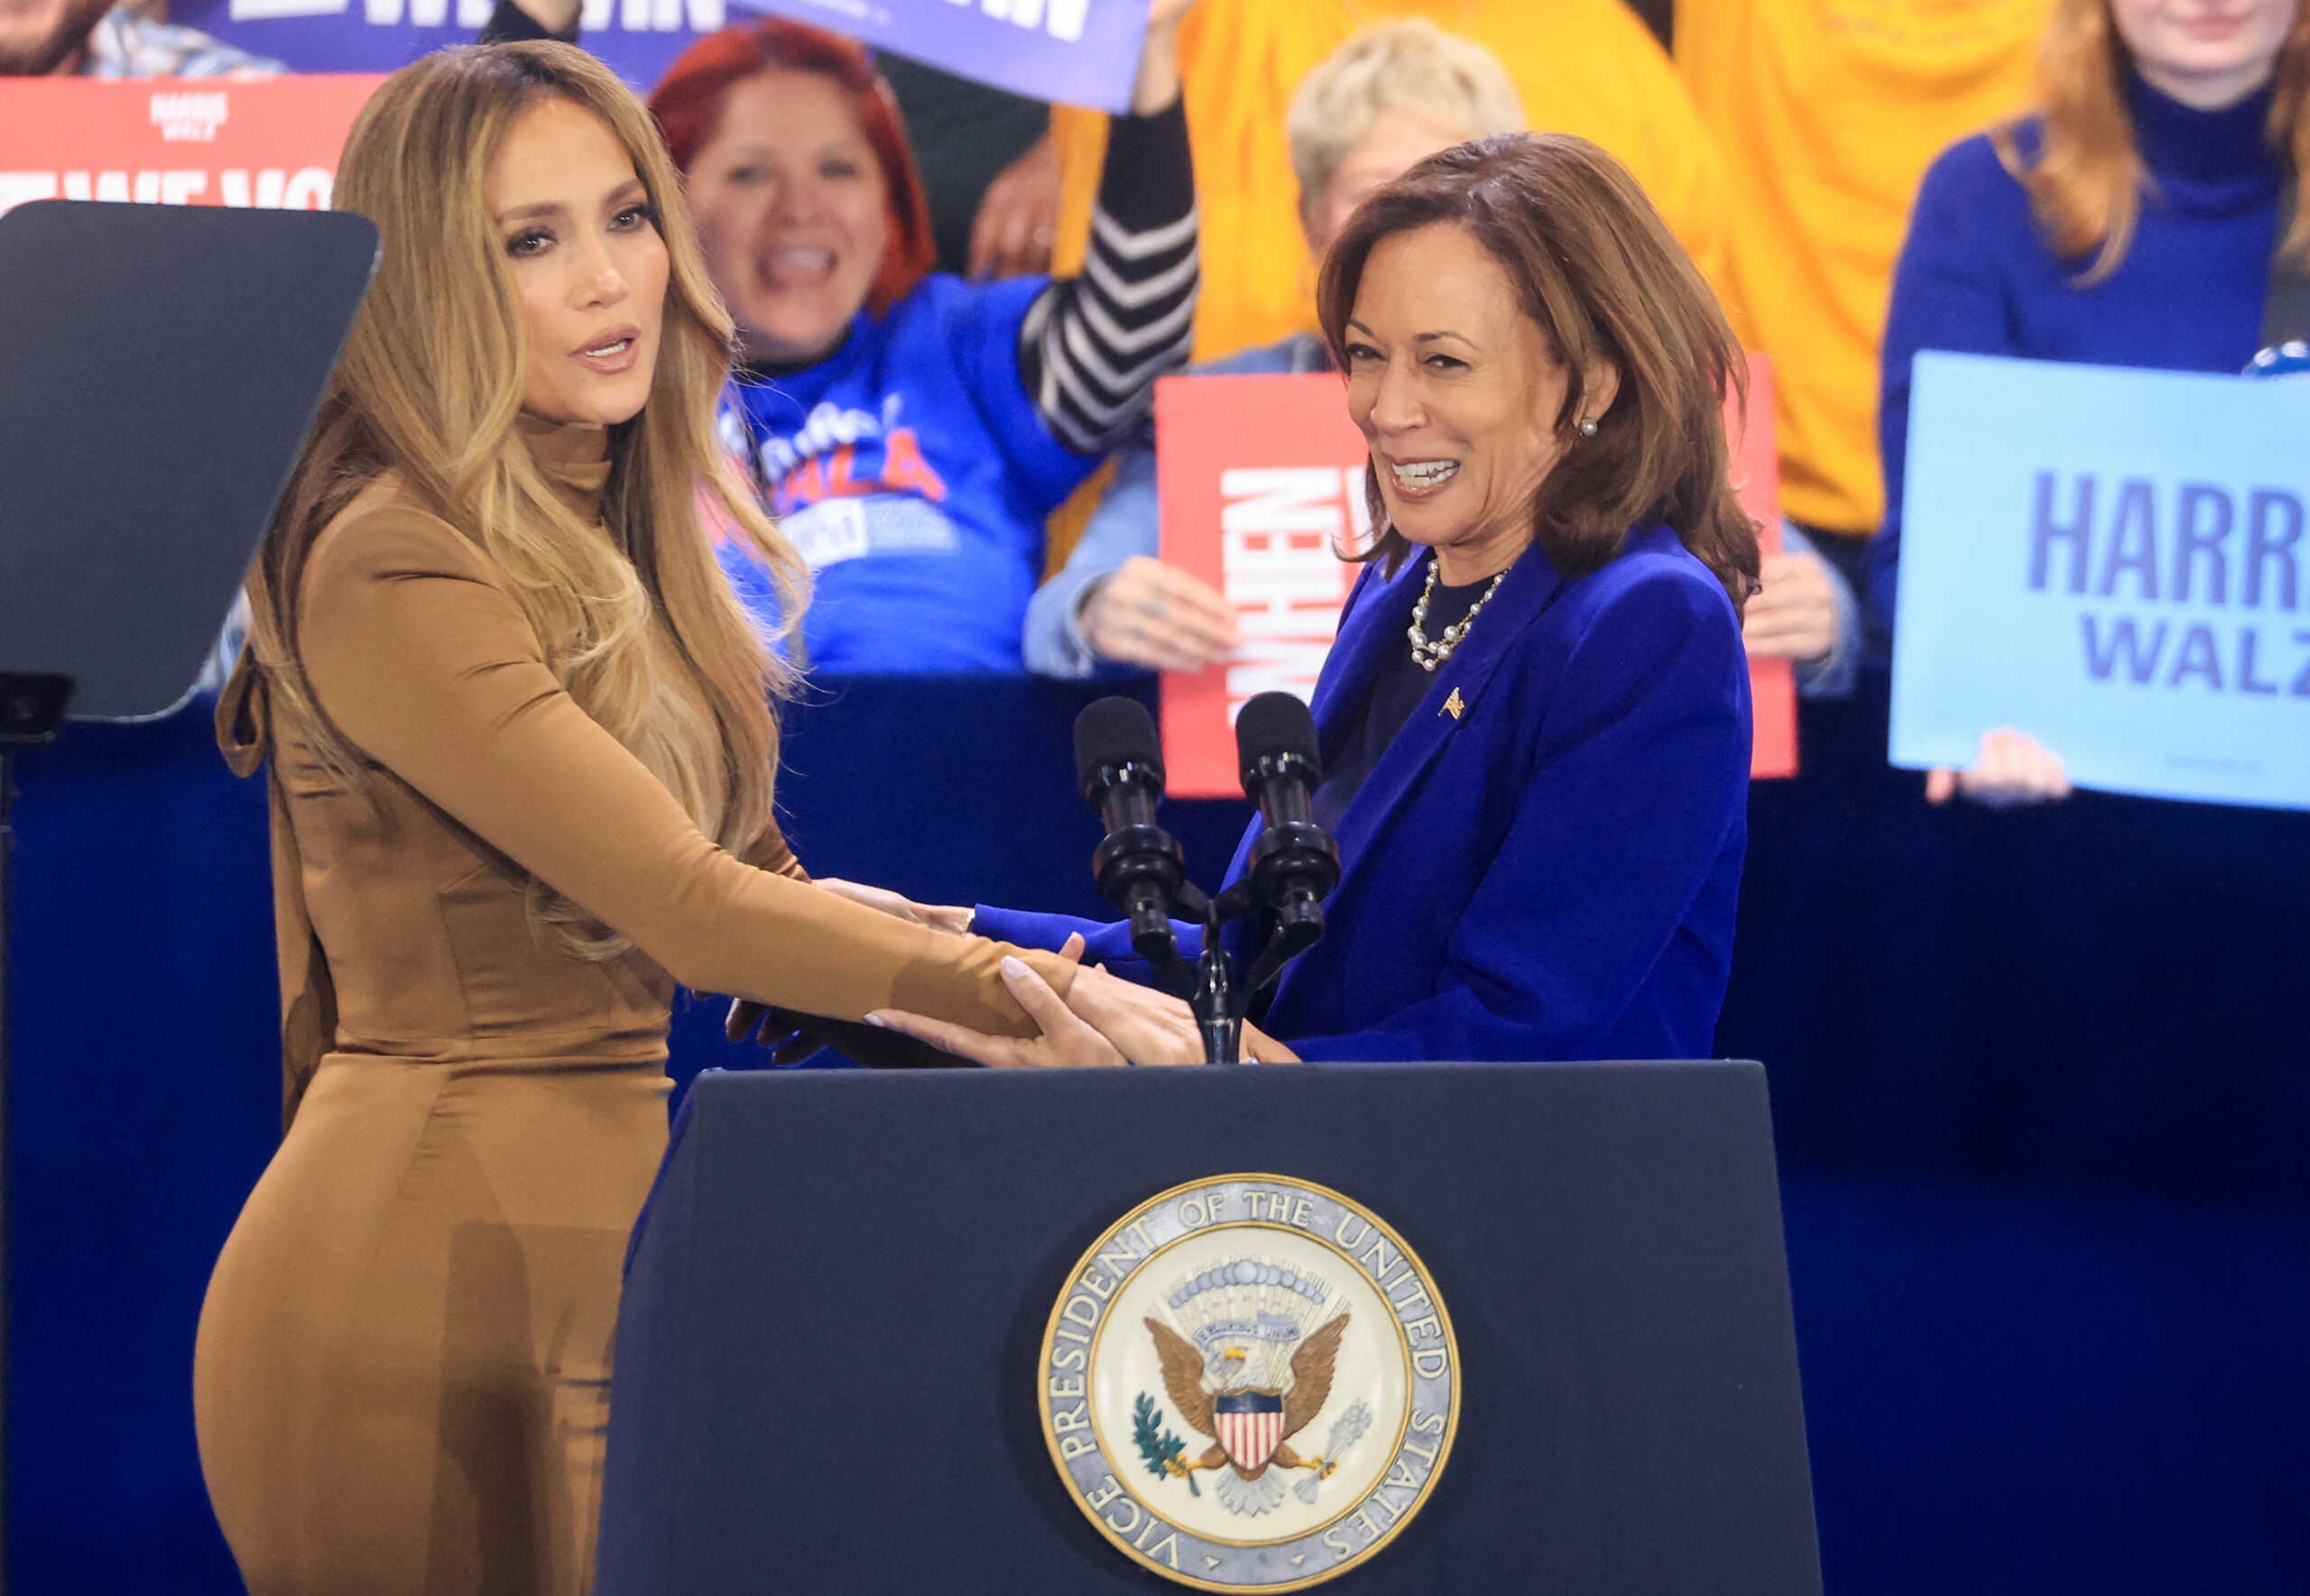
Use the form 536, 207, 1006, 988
12, 0, 2305, 806
8, 3, 2305, 1593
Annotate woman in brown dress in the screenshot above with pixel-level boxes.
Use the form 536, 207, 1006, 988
191, 42, 1076, 1595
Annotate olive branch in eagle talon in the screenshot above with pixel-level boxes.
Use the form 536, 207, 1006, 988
1132, 1392, 1201, 1497
1145, 1313, 1349, 1481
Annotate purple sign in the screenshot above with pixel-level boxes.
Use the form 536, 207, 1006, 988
171, 0, 721, 90
735, 0, 1150, 111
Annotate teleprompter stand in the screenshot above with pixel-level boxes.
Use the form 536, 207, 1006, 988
598, 1062, 1822, 1595
0, 200, 375, 1591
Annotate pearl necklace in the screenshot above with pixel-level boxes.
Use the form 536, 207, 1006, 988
1407, 561, 1508, 672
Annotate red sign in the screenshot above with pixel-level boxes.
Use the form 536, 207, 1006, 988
1734, 360, 1798, 780
0, 75, 384, 221
1155, 358, 1798, 798
1154, 373, 1365, 798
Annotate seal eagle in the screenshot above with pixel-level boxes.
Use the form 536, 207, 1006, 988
1146, 1313, 1348, 1486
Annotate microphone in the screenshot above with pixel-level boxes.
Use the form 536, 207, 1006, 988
1234, 692, 1339, 975
1073, 697, 1201, 982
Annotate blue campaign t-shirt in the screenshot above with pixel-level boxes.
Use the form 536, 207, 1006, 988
718, 273, 1095, 673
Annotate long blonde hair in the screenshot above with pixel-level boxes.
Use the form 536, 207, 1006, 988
1994, 0, 2310, 281
247, 42, 806, 956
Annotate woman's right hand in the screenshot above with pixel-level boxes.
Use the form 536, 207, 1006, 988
1131, 0, 1197, 115
872, 958, 1303, 1068
1741, 549, 1838, 663
1080, 556, 1240, 673
869, 949, 1146, 1067
813, 877, 974, 935
1926, 727, 2073, 807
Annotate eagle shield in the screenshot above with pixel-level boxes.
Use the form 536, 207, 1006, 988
1214, 1390, 1287, 1474
1145, 1267, 1351, 1496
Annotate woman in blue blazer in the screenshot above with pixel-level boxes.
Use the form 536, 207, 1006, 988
861, 134, 1760, 1066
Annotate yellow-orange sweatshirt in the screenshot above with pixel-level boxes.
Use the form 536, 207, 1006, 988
1677, 0, 2048, 537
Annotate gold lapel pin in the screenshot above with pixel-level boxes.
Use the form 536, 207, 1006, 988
1442, 687, 1466, 721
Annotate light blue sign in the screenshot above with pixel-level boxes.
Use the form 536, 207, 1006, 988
737, 0, 1150, 111
1891, 352, 2310, 811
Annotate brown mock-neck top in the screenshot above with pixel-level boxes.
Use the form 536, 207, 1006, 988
220, 416, 1067, 1117
519, 410, 614, 509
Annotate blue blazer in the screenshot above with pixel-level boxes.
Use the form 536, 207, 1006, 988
975, 527, 1751, 1062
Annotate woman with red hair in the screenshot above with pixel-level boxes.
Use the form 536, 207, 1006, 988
1865, 0, 2308, 805
643, 6, 1200, 672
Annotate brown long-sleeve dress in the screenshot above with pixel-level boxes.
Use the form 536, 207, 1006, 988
191, 420, 1067, 1596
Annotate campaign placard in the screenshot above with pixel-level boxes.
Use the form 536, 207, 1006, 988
1153, 373, 1363, 799
735, 0, 1149, 111
171, 0, 718, 91
0, 75, 383, 222
1155, 360, 1795, 799
1890, 352, 2310, 810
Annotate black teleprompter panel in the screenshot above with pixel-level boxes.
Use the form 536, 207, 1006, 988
0, 200, 376, 720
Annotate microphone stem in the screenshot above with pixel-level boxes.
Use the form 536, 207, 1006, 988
1198, 1015, 1240, 1066
1193, 901, 1243, 1065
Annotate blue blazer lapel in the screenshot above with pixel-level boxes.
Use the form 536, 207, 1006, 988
1307, 559, 1413, 747
1238, 542, 1568, 1031
1318, 543, 1566, 907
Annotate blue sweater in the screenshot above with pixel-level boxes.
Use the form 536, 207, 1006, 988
718, 274, 1095, 674
1864, 75, 2285, 636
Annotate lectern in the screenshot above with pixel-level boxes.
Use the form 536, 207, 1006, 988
598, 1061, 1820, 1594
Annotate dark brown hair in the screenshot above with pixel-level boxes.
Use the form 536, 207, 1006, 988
1316, 133, 1759, 612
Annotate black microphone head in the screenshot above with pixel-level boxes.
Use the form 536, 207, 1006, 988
1234, 691, 1322, 785
1074, 696, 1164, 799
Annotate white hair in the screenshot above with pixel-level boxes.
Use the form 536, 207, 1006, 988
1285, 18, 1527, 223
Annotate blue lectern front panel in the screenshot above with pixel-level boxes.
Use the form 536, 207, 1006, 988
599, 1060, 1818, 1595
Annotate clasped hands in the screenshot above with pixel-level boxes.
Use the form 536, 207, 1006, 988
731, 879, 1297, 1068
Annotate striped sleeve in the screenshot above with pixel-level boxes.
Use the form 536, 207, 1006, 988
1018, 98, 1198, 457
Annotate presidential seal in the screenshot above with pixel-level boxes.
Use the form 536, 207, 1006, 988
1040, 1175, 1458, 1591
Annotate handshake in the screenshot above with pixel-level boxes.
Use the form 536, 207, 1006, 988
729, 694, 1336, 1069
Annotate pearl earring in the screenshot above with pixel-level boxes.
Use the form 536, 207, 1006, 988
1578, 418, 1598, 437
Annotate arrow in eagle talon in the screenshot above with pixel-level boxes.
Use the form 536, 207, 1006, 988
1293, 1400, 1372, 1503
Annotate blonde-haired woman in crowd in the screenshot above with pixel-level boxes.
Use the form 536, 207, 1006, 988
1283, 14, 1527, 218
1867, 0, 2307, 805
193, 42, 1076, 1595
1028, 18, 1526, 677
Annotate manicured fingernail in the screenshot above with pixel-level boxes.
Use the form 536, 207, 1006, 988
1000, 955, 1029, 981
863, 1012, 888, 1028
